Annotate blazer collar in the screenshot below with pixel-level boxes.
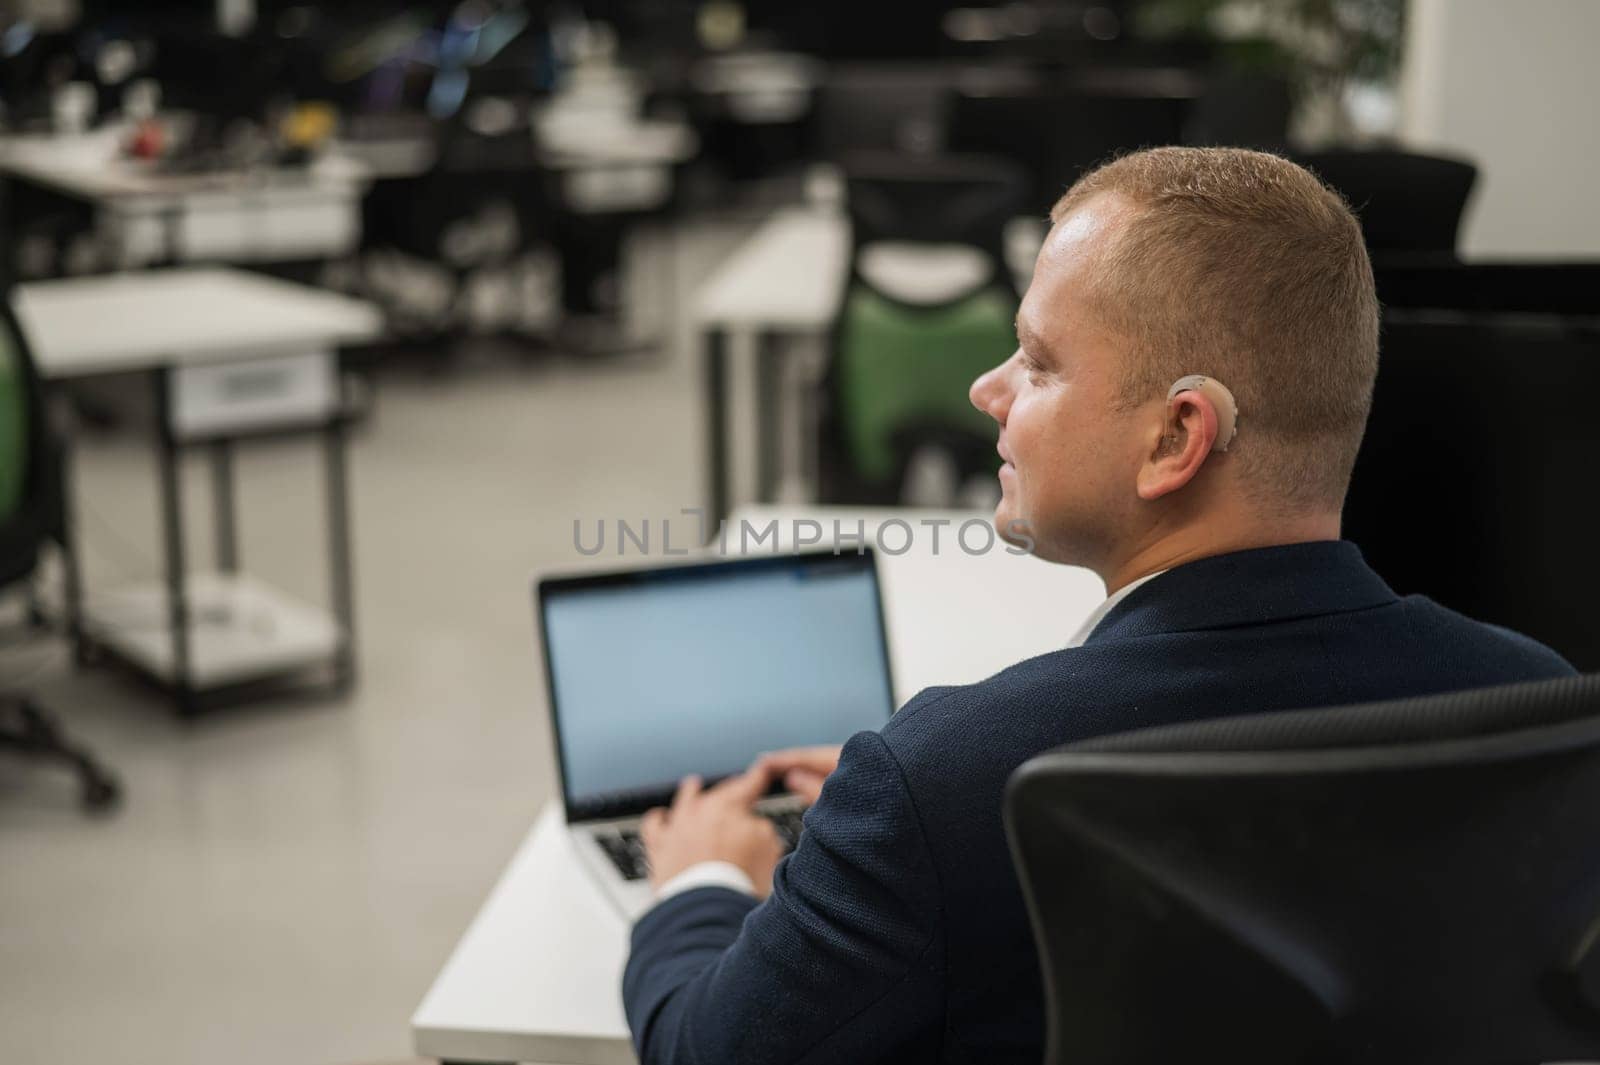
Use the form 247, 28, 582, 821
1085, 540, 1397, 644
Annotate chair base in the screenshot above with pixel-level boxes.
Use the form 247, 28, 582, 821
0, 694, 121, 813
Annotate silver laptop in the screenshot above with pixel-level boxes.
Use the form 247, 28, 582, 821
535, 550, 896, 919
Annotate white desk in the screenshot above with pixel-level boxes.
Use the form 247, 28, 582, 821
17, 267, 381, 378
411, 505, 1104, 1064
0, 130, 369, 267
15, 267, 383, 713
691, 207, 1044, 521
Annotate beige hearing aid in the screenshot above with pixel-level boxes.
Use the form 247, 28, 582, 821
1166, 374, 1239, 453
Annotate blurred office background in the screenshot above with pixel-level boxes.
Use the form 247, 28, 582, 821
0, 1, 1596, 1063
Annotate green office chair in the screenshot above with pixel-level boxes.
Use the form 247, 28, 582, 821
820, 154, 1023, 502
0, 297, 120, 812
831, 283, 1014, 492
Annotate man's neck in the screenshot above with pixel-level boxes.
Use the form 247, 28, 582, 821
1101, 511, 1342, 596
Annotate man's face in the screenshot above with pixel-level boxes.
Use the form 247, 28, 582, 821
969, 194, 1153, 567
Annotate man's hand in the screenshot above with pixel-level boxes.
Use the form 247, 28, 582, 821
641, 768, 786, 897
753, 745, 844, 805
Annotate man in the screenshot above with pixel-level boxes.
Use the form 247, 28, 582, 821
624, 148, 1574, 1063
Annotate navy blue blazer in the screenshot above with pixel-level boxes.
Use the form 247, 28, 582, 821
623, 541, 1574, 1064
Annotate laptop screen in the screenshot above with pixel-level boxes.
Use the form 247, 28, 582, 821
538, 551, 895, 821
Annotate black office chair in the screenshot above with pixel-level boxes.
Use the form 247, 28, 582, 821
0, 297, 121, 812
1345, 314, 1600, 670
1297, 148, 1478, 261
1005, 673, 1600, 1065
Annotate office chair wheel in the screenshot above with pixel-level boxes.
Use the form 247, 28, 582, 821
79, 769, 122, 814
2, 701, 124, 815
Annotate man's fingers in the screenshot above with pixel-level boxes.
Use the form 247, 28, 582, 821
672, 774, 703, 808
753, 744, 842, 778
785, 768, 828, 805
640, 807, 666, 845
712, 765, 774, 807
741, 755, 788, 796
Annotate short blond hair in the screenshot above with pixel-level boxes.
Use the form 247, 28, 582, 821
1052, 147, 1379, 511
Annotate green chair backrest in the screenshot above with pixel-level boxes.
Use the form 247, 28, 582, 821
835, 281, 1016, 484
0, 314, 28, 522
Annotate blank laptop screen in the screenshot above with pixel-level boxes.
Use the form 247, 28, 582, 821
539, 552, 894, 819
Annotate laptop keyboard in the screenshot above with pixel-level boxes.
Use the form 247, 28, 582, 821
597, 807, 808, 882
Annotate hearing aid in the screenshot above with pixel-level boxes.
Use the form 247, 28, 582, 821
1166, 375, 1239, 453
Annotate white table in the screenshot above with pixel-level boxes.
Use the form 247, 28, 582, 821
17, 267, 381, 377
15, 267, 383, 714
691, 207, 1044, 522
0, 130, 369, 267
411, 505, 1104, 1064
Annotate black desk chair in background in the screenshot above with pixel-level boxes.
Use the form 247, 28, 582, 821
1006, 674, 1600, 1065
1297, 148, 1478, 261
0, 299, 120, 812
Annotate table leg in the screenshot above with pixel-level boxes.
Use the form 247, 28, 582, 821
704, 327, 728, 539
755, 330, 780, 505
210, 439, 238, 574
153, 369, 195, 715
52, 422, 90, 665
324, 417, 357, 693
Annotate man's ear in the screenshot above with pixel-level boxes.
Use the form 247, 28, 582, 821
1136, 390, 1221, 501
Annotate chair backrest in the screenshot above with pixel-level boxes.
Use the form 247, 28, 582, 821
1344, 313, 1600, 670
1006, 673, 1600, 1065
843, 151, 1029, 266
1298, 148, 1478, 259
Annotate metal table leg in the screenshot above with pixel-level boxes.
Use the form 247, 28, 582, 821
755, 330, 781, 506
323, 417, 356, 693
54, 422, 90, 666
210, 439, 238, 574
153, 369, 195, 716
704, 327, 728, 539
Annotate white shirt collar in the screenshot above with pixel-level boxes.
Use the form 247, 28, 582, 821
1066, 570, 1168, 648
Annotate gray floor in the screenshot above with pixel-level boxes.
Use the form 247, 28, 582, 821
0, 224, 745, 1065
